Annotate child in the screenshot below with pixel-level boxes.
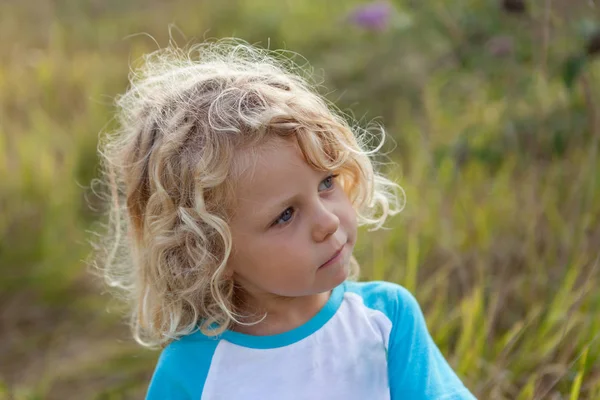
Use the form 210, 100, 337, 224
97, 38, 476, 399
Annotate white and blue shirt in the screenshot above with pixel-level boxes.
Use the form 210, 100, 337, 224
147, 281, 476, 399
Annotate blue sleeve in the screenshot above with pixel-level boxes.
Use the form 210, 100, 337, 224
146, 337, 218, 400
387, 285, 476, 400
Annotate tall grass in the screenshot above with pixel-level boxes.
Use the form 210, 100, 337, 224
1, 0, 599, 398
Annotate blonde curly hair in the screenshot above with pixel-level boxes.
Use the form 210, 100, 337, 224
96, 38, 403, 349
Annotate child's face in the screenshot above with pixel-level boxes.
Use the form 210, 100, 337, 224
227, 136, 358, 302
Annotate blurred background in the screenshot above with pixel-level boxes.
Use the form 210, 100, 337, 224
1, 0, 600, 399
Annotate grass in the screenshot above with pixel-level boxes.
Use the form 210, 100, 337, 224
1, 0, 599, 398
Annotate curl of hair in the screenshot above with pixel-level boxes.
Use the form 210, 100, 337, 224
94, 38, 405, 349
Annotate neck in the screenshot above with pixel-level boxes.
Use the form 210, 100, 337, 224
232, 290, 331, 336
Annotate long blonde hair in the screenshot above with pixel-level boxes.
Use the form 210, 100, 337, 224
96, 38, 403, 348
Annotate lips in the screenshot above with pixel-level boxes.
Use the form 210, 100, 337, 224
319, 243, 345, 268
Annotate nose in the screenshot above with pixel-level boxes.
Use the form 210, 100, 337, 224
311, 202, 340, 243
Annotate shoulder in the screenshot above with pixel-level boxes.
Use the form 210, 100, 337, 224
345, 280, 413, 299
343, 280, 426, 347
345, 282, 476, 399
344, 280, 421, 320
146, 331, 220, 399
160, 331, 220, 369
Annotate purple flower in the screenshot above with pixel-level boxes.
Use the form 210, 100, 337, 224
348, 2, 393, 31
486, 35, 514, 58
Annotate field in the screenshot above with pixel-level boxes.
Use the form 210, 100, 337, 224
1, 0, 599, 399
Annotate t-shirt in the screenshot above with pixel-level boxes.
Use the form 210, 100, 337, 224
146, 281, 476, 399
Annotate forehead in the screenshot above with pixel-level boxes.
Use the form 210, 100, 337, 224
231, 137, 311, 212
235, 137, 306, 192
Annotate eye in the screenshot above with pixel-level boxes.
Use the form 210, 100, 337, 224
318, 174, 339, 191
273, 207, 294, 226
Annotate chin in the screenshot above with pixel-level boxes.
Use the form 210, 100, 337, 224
327, 260, 351, 288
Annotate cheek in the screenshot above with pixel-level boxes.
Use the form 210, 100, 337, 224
347, 209, 358, 242
232, 232, 305, 270
339, 193, 358, 231
260, 233, 307, 263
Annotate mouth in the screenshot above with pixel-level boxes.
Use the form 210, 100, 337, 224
319, 243, 346, 269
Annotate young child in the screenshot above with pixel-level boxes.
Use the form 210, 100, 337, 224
98, 38, 476, 399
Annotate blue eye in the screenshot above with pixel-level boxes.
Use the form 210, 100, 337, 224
274, 207, 294, 226
270, 174, 339, 228
319, 174, 339, 191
